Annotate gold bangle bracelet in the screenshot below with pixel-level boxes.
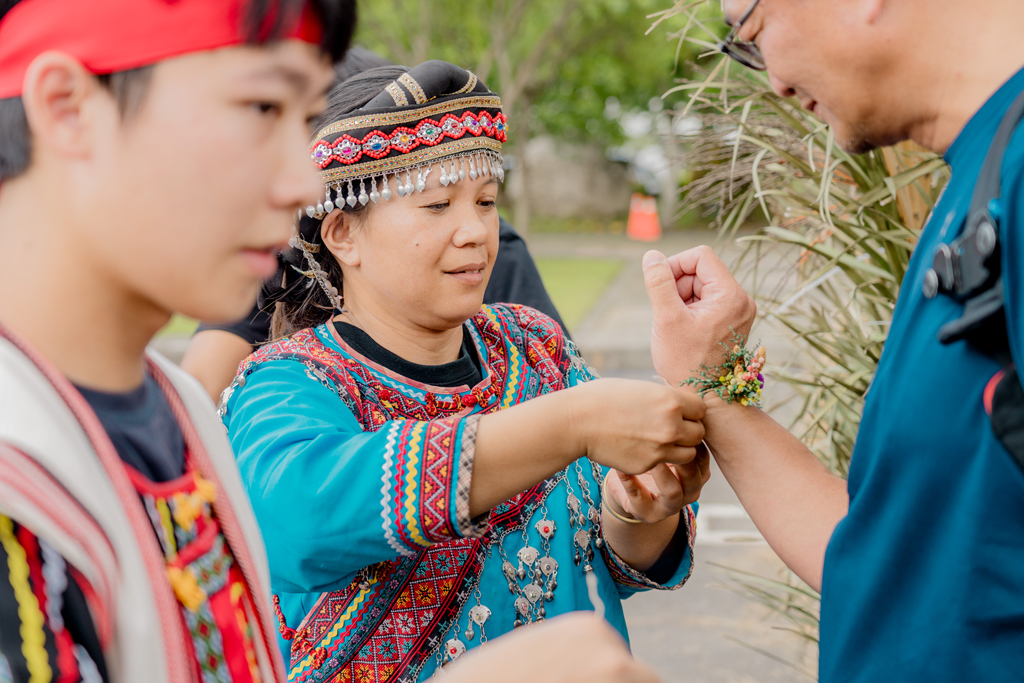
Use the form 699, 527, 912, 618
601, 477, 643, 524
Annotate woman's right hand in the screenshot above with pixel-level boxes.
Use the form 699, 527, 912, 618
567, 378, 706, 474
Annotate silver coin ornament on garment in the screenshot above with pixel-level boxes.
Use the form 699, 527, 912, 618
515, 597, 531, 616
445, 638, 466, 661
469, 605, 491, 625
539, 557, 559, 576
535, 519, 556, 539
517, 546, 540, 566
574, 529, 590, 548
523, 584, 544, 603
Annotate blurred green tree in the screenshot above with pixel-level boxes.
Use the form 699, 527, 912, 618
356, 0, 698, 232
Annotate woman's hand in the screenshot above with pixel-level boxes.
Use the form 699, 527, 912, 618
472, 378, 704, 517
568, 379, 706, 475
605, 445, 711, 524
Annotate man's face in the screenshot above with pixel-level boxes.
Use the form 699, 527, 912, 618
79, 41, 334, 323
725, 0, 905, 153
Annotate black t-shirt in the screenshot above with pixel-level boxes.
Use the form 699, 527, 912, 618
196, 218, 567, 347
334, 321, 483, 388
76, 372, 186, 482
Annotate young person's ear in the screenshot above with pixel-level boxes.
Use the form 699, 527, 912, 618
321, 209, 361, 267
20, 51, 109, 165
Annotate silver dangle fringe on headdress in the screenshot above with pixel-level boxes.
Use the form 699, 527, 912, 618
307, 59, 507, 211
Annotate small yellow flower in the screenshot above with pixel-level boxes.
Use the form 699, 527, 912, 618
740, 398, 749, 406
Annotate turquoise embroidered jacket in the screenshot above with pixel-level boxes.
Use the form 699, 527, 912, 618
222, 304, 696, 683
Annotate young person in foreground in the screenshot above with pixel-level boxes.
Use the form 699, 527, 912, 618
643, 0, 1024, 681
0, 1, 666, 682
221, 61, 710, 682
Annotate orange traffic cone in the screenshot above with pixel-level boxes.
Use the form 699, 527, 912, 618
626, 193, 661, 242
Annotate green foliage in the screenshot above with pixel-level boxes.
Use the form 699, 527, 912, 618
356, 0, 702, 147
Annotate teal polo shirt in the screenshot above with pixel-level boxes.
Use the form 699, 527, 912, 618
820, 66, 1024, 682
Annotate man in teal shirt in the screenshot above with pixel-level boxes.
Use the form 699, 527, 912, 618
642, 0, 1024, 680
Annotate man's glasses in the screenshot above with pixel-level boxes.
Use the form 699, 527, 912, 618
717, 0, 766, 71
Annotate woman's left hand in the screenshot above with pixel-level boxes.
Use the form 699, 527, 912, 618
605, 444, 711, 524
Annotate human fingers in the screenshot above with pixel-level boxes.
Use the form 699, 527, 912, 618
643, 250, 692, 326
667, 245, 735, 300
672, 386, 707, 422
673, 446, 711, 504
649, 462, 683, 500
617, 470, 679, 523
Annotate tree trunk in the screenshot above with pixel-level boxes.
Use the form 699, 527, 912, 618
511, 130, 532, 237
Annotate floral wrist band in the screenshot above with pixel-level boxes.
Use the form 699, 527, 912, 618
683, 332, 766, 407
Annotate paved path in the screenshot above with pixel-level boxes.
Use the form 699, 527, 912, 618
529, 233, 815, 682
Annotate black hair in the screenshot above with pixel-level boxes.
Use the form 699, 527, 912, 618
267, 64, 412, 339
0, 0, 357, 181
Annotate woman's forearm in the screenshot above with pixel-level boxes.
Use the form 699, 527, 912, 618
470, 388, 585, 517
600, 508, 680, 572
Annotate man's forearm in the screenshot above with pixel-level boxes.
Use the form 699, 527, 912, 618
703, 399, 848, 592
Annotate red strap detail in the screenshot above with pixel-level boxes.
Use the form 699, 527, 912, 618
272, 594, 297, 640
984, 368, 1008, 416
0, 0, 321, 98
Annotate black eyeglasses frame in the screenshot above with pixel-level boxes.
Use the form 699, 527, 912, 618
716, 0, 766, 71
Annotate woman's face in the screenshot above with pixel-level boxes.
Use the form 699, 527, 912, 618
325, 166, 500, 332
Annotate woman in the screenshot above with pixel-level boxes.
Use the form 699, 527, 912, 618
221, 61, 709, 683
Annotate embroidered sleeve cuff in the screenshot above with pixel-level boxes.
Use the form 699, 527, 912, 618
600, 504, 697, 593
451, 414, 488, 538
383, 414, 487, 556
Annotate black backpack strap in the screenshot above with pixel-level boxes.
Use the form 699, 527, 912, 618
926, 87, 1024, 473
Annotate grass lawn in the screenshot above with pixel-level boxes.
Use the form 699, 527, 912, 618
534, 257, 623, 331
157, 313, 199, 338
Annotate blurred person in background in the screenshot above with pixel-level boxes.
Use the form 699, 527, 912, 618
643, 0, 1024, 681
181, 48, 564, 404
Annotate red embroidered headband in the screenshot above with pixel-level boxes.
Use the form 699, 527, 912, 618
303, 60, 506, 218
0, 0, 322, 99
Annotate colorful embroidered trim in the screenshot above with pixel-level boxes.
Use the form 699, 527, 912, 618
0, 515, 52, 683
313, 96, 502, 140
397, 73, 428, 105
454, 72, 478, 95
384, 82, 408, 107
311, 111, 508, 169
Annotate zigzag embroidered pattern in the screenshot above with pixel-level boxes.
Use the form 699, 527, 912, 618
241, 304, 584, 683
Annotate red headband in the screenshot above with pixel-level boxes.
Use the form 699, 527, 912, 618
0, 0, 322, 99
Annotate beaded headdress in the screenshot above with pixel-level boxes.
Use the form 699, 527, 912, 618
302, 59, 507, 219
